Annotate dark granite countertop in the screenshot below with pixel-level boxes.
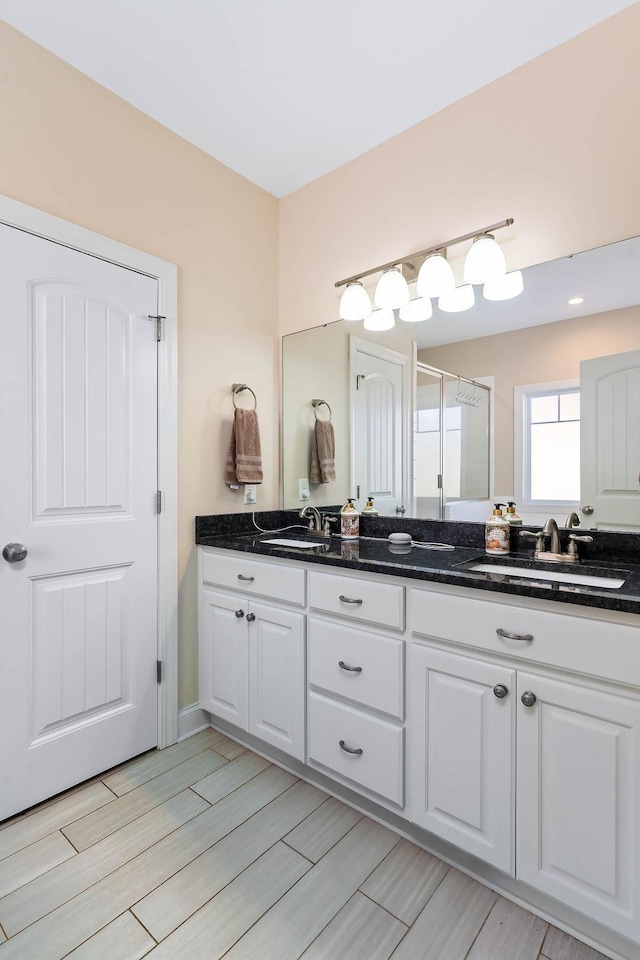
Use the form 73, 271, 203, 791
195, 512, 640, 616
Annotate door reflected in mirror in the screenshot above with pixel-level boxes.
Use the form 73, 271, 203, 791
282, 235, 640, 530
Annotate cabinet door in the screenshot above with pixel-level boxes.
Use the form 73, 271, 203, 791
248, 600, 305, 761
517, 672, 640, 942
408, 643, 515, 873
199, 588, 249, 729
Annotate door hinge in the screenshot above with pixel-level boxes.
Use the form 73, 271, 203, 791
148, 314, 166, 341
156, 490, 162, 514
156, 660, 163, 684
356, 484, 361, 499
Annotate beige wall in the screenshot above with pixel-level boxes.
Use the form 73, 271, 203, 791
419, 306, 640, 494
279, 4, 640, 339
0, 22, 279, 708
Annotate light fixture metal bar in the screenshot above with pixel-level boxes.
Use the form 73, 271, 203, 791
334, 218, 514, 288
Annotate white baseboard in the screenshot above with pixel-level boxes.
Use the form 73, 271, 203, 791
177, 703, 210, 741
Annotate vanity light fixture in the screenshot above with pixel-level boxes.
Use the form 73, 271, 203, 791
463, 234, 507, 284
417, 254, 456, 299
339, 280, 373, 321
439, 284, 475, 313
483, 270, 524, 301
375, 267, 410, 309
566, 296, 585, 305
334, 218, 516, 323
363, 307, 395, 331
399, 297, 432, 322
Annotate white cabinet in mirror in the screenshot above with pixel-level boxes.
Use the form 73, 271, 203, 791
282, 234, 640, 531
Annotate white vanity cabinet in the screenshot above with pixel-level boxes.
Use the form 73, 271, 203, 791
407, 643, 515, 872
408, 585, 640, 943
199, 551, 306, 761
306, 569, 406, 807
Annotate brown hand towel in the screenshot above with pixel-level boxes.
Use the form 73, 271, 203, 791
225, 408, 263, 485
310, 419, 336, 484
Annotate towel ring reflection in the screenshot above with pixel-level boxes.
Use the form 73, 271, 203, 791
232, 383, 257, 410
312, 398, 332, 421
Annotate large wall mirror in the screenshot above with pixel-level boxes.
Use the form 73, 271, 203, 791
282, 235, 640, 530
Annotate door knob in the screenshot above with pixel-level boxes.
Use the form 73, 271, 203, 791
581, 505, 594, 516
2, 543, 28, 563
521, 691, 537, 707
493, 683, 509, 699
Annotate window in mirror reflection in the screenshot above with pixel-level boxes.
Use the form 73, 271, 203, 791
526, 387, 580, 503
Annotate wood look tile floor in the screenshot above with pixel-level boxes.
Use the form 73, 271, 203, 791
0, 729, 609, 960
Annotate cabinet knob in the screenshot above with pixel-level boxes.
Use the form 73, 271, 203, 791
493, 683, 509, 699
235, 609, 245, 618
246, 613, 256, 622
521, 690, 537, 708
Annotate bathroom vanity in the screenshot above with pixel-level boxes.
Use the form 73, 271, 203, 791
196, 515, 640, 960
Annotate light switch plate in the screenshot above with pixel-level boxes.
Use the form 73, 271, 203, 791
299, 479, 310, 502
243, 484, 257, 505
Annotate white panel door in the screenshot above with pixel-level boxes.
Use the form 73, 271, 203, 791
200, 588, 249, 730
408, 643, 515, 873
0, 225, 158, 820
350, 336, 409, 516
248, 600, 305, 761
581, 349, 640, 529
517, 672, 640, 941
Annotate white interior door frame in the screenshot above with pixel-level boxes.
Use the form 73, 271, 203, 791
0, 194, 179, 749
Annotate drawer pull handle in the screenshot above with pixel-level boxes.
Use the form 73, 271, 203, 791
339, 739, 363, 756
496, 627, 533, 642
339, 595, 363, 605
238, 575, 255, 582
338, 660, 363, 674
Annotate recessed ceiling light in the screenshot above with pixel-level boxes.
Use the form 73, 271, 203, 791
566, 296, 585, 305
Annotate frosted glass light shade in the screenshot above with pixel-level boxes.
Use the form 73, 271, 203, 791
483, 270, 524, 301
363, 308, 395, 331
375, 268, 410, 309
463, 235, 506, 284
399, 297, 432, 322
417, 254, 455, 298
339, 281, 372, 321
438, 284, 475, 313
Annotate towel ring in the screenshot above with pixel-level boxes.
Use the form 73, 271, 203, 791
312, 398, 332, 421
232, 383, 257, 411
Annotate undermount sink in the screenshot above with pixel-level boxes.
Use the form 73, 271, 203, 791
462, 560, 628, 590
261, 538, 324, 549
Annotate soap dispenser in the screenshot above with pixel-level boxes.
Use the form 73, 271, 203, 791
361, 496, 379, 516
485, 503, 510, 555
506, 501, 522, 525
340, 499, 360, 541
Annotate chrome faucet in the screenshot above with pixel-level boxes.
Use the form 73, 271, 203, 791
564, 511, 581, 528
298, 505, 323, 534
541, 517, 562, 556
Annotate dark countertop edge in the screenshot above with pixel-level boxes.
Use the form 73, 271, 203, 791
195, 534, 640, 616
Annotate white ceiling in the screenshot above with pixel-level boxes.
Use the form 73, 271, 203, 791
1, 0, 636, 196
415, 235, 640, 349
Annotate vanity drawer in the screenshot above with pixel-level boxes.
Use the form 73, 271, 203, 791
308, 618, 404, 719
201, 550, 305, 606
308, 571, 404, 630
308, 692, 404, 806
411, 587, 640, 687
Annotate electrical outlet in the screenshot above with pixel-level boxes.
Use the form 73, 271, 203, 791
299, 479, 310, 502
243, 484, 257, 505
